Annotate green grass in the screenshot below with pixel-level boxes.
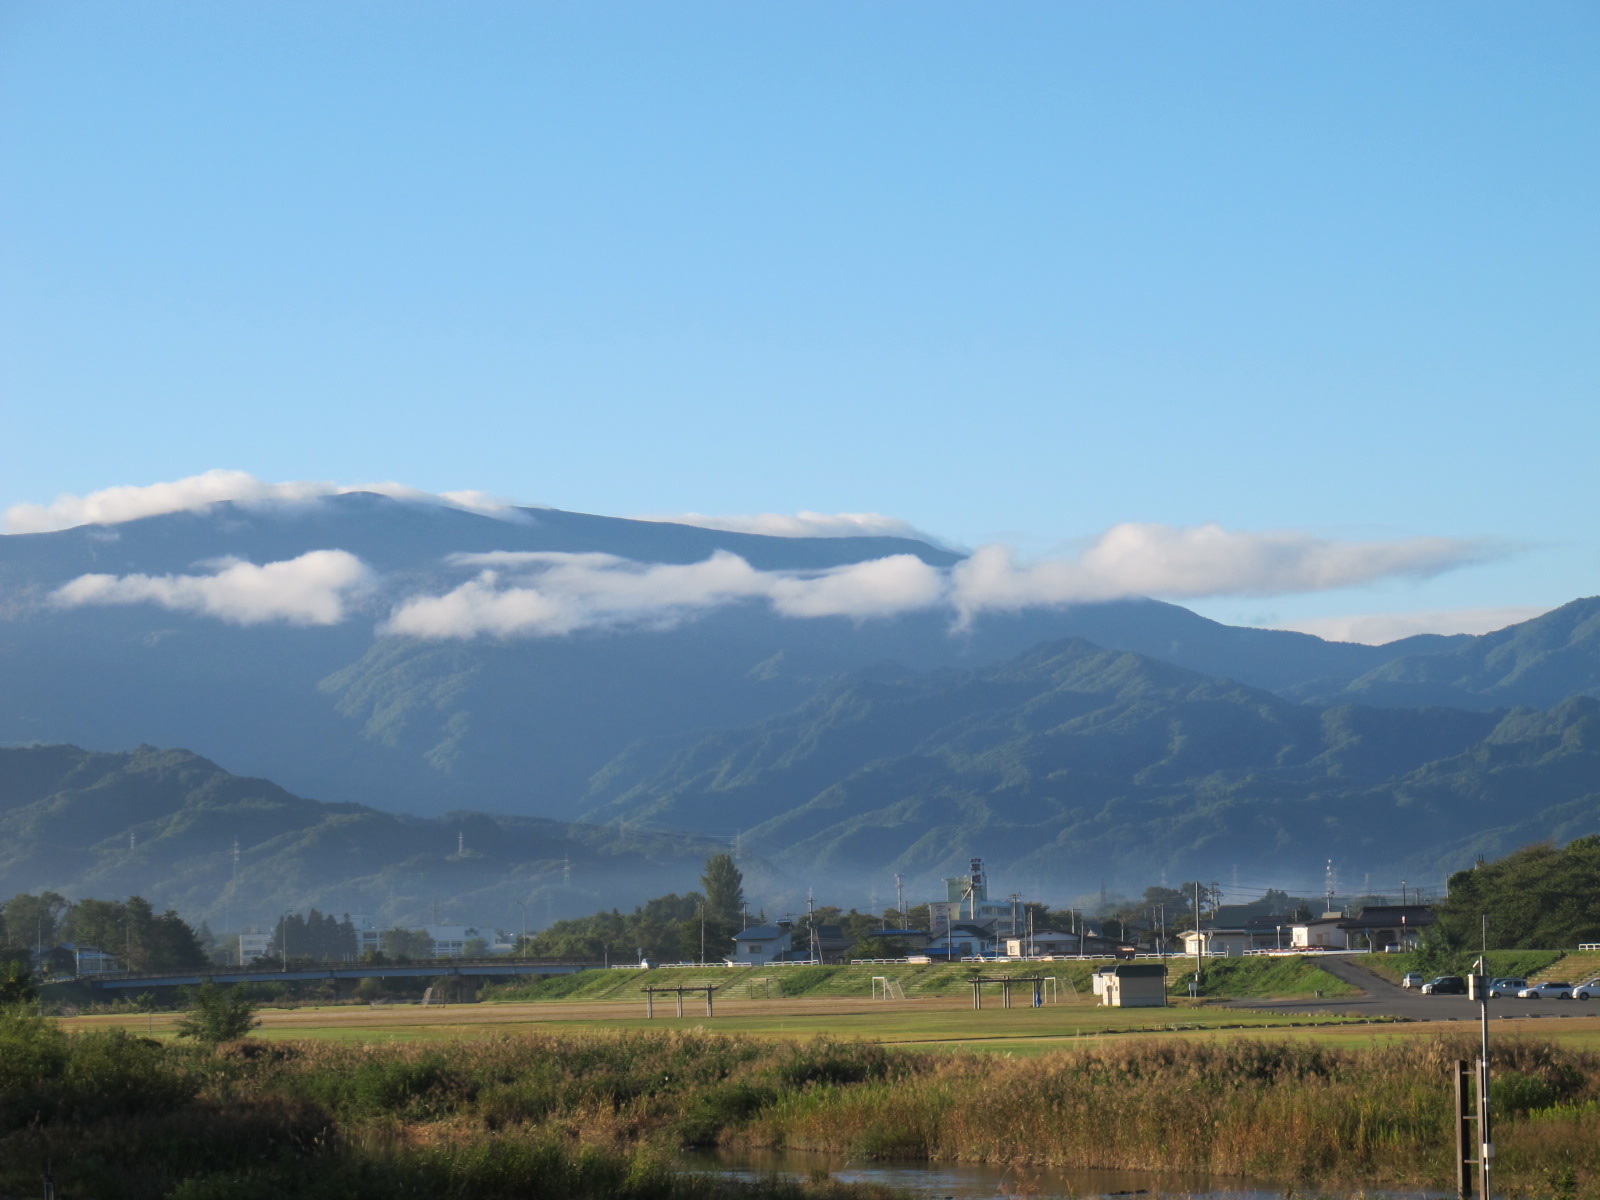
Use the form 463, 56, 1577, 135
483, 955, 1354, 1005
1169, 954, 1359, 998
1361, 948, 1568, 984
74, 995, 1397, 1055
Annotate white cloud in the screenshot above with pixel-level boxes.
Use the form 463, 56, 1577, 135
768, 555, 947, 619
51, 550, 373, 626
639, 510, 938, 542
382, 523, 1503, 640
1268, 605, 1551, 645
4, 470, 526, 534
948, 523, 1494, 623
383, 550, 947, 639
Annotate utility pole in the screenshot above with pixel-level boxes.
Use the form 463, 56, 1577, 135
1193, 881, 1203, 986
807, 891, 819, 963
1477, 914, 1494, 1200
895, 874, 904, 925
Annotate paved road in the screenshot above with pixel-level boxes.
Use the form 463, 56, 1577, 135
1218, 956, 1599, 1024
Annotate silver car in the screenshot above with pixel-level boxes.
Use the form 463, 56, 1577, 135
1516, 981, 1575, 1000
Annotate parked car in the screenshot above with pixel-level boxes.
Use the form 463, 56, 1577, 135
1421, 976, 1466, 995
1401, 972, 1426, 989
1568, 978, 1599, 1001
1488, 977, 1528, 998
1516, 981, 1575, 999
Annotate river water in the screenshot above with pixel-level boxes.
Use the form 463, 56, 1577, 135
682, 1148, 1454, 1199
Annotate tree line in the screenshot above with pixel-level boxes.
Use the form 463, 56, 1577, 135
1, 892, 208, 974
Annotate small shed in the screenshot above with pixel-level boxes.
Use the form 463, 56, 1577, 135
1094, 962, 1167, 1008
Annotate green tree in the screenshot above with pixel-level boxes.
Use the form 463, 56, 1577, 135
382, 928, 436, 959
60, 896, 206, 971
700, 854, 745, 925
1433, 836, 1600, 951
175, 981, 260, 1045
3, 892, 69, 953
0, 956, 36, 1005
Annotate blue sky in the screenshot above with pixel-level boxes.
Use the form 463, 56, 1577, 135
3, 2, 1596, 641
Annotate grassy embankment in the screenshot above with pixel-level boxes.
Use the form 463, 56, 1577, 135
482, 954, 1359, 1004
9, 1007, 1600, 1199
1363, 960, 1574, 985
1359, 949, 1580, 986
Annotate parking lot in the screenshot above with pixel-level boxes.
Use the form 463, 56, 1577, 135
1223, 956, 1599, 1022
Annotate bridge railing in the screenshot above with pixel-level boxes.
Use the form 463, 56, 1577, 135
75, 956, 602, 983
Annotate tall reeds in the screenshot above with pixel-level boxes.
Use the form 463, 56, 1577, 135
4, 1013, 1599, 1198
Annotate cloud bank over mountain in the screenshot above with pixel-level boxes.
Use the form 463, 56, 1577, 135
50, 530, 1493, 638
20, 473, 1506, 639
52, 549, 372, 626
382, 550, 949, 637
641, 510, 940, 543
3, 470, 523, 533
1275, 605, 1552, 646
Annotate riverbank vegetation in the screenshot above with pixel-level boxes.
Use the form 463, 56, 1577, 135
7, 1004, 1600, 1198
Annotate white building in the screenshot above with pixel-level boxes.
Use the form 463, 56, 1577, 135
238, 931, 273, 965
1004, 930, 1080, 957
423, 924, 492, 957
728, 922, 795, 965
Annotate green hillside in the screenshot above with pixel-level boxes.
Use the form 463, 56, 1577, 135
582, 638, 1600, 885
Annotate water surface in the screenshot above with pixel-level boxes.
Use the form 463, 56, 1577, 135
684, 1147, 1453, 1199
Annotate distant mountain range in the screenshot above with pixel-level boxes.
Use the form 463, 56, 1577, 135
2, 494, 1598, 910
0, 743, 726, 932
582, 637, 1600, 888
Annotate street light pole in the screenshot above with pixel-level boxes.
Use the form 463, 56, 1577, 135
512, 900, 529, 956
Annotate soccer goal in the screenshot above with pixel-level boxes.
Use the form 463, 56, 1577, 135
872, 976, 907, 1000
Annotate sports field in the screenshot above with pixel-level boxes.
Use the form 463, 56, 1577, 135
66, 990, 1600, 1053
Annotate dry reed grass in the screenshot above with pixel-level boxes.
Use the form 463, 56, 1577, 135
6, 1007, 1600, 1198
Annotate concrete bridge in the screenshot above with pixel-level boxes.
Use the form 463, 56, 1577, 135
75, 957, 604, 990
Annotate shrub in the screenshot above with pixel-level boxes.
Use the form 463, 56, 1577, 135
175, 981, 261, 1045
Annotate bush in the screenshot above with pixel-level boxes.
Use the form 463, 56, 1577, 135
175, 981, 260, 1045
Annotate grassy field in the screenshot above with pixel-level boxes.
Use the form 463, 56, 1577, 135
69, 992, 1414, 1053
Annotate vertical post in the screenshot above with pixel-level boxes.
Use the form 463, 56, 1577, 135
706, 987, 714, 1018
1194, 881, 1203, 985
1478, 915, 1493, 1200
1477, 1057, 1493, 1200
676, 990, 684, 1018
1454, 1059, 1474, 1199
972, 980, 981, 1010
646, 990, 653, 1019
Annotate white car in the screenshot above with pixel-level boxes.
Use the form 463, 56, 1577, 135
1516, 981, 1575, 1000
1488, 977, 1528, 998
1401, 972, 1426, 989
1571, 978, 1600, 1001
